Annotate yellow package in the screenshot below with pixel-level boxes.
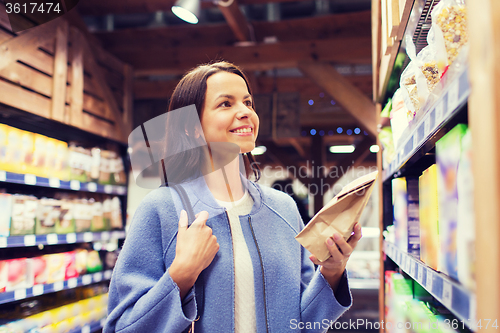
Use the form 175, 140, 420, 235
20, 130, 35, 175
5, 126, 23, 173
33, 134, 48, 177
55, 140, 70, 181
43, 137, 57, 179
0, 123, 9, 171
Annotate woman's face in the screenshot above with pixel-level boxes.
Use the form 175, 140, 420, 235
201, 71, 259, 154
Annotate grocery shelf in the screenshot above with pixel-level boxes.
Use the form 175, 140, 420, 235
0, 170, 127, 196
382, 67, 470, 182
0, 270, 112, 305
0, 231, 126, 248
68, 318, 106, 333
348, 279, 380, 290
384, 241, 476, 330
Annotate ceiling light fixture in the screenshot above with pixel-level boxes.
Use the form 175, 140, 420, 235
172, 0, 200, 24
329, 145, 355, 153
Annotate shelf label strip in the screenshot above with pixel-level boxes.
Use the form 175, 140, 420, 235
442, 280, 453, 309
0, 171, 6, 182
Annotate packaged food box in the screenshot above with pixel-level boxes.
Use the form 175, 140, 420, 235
110, 197, 123, 229
0, 123, 9, 172
99, 150, 112, 184
44, 137, 58, 179
392, 178, 408, 252
45, 253, 66, 284
20, 130, 35, 175
56, 200, 75, 234
68, 144, 91, 183
73, 199, 91, 233
10, 195, 37, 236
90, 147, 101, 182
91, 201, 106, 232
75, 249, 88, 276
111, 154, 127, 185
55, 140, 70, 181
4, 126, 23, 173
29, 256, 48, 285
32, 134, 48, 178
406, 177, 420, 256
6, 258, 29, 291
436, 123, 468, 281
86, 250, 103, 273
103, 198, 112, 230
0, 193, 12, 237
35, 198, 59, 235
419, 164, 440, 270
64, 251, 78, 280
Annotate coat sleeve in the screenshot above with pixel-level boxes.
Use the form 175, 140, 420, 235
103, 193, 197, 333
298, 216, 353, 333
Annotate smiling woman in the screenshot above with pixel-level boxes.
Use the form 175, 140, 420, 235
104, 61, 362, 333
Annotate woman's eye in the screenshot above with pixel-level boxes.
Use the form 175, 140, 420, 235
219, 101, 230, 108
245, 100, 253, 107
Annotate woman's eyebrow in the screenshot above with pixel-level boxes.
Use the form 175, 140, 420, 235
215, 94, 252, 100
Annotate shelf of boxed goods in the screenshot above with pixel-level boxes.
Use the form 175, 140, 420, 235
382, 65, 469, 183
0, 230, 126, 248
384, 241, 476, 330
0, 170, 127, 196
0, 270, 113, 305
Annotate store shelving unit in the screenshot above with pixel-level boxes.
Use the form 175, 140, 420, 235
0, 12, 133, 331
374, 0, 500, 330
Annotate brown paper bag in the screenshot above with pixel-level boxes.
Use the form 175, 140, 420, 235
295, 171, 378, 262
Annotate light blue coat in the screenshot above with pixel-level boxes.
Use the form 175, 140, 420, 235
104, 176, 352, 333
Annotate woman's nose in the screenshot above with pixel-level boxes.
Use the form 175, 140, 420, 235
235, 103, 251, 119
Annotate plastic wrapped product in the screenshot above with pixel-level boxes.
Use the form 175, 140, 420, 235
417, 45, 441, 93
431, 0, 468, 65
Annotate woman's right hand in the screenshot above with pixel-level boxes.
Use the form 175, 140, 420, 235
169, 210, 219, 299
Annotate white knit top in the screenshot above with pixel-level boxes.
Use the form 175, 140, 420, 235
215, 191, 256, 333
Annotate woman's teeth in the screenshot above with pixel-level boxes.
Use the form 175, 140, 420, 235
233, 128, 252, 133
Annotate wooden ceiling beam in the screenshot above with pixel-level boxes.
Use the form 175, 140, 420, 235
133, 75, 372, 99
217, 0, 253, 42
113, 37, 371, 76
298, 61, 377, 137
78, 0, 366, 15
93, 11, 371, 50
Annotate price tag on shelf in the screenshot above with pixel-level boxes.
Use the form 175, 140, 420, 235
117, 186, 127, 195
66, 233, 77, 244
417, 265, 424, 284
67, 278, 78, 289
24, 235, 36, 247
469, 295, 477, 324
83, 232, 93, 243
87, 182, 97, 192
426, 269, 434, 291
0, 237, 7, 248
424, 116, 431, 137
101, 231, 110, 241
70, 180, 81, 191
33, 284, 44, 296
447, 79, 460, 113
46, 233, 58, 245
104, 270, 112, 280
82, 274, 92, 285
49, 178, 60, 188
104, 185, 113, 194
14, 289, 27, 300
406, 257, 412, 273
24, 174, 37, 185
442, 280, 453, 308
94, 272, 103, 282
53, 281, 64, 291
82, 325, 91, 333
435, 100, 444, 124
0, 170, 6, 182
413, 133, 419, 151
410, 261, 416, 277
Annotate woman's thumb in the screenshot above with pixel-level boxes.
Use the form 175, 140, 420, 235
178, 210, 188, 230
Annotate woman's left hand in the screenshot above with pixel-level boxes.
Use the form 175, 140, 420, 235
309, 222, 362, 292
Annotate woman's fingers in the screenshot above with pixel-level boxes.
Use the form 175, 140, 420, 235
347, 222, 362, 249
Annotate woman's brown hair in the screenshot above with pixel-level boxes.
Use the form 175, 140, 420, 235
162, 61, 261, 184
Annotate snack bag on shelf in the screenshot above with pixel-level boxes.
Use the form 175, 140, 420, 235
30, 256, 48, 285
64, 251, 78, 280
86, 250, 103, 273
419, 165, 440, 271
416, 45, 442, 94
111, 154, 127, 185
75, 249, 88, 276
110, 197, 123, 229
436, 123, 468, 281
35, 198, 59, 235
103, 198, 112, 230
32, 134, 48, 178
10, 195, 37, 236
390, 88, 410, 150
456, 129, 475, 290
99, 150, 112, 184
74, 199, 92, 233
431, 0, 468, 67
68, 143, 90, 183
400, 36, 430, 120
90, 147, 101, 182
91, 200, 106, 232
56, 199, 75, 234
0, 123, 8, 171
0, 193, 12, 237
